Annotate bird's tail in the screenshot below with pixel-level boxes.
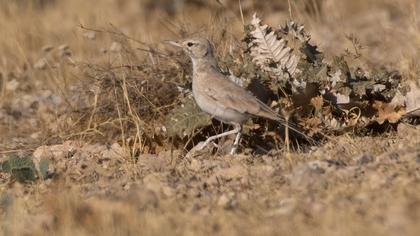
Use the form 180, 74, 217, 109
276, 116, 317, 145
255, 100, 317, 145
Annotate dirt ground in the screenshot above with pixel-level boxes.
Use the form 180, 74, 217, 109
0, 0, 419, 235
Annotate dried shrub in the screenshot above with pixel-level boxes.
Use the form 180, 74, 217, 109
68, 15, 419, 154
243, 14, 419, 134
68, 26, 187, 153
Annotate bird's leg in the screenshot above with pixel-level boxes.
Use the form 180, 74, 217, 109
230, 124, 242, 155
196, 125, 242, 151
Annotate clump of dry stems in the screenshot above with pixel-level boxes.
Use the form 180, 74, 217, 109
67, 14, 419, 156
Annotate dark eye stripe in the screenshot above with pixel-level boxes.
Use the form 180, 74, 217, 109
187, 42, 194, 47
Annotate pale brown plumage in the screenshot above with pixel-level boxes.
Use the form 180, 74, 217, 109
194, 64, 284, 122
164, 38, 311, 154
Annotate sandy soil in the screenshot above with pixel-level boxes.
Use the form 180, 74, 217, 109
0, 0, 419, 235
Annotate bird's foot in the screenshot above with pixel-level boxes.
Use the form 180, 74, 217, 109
186, 141, 218, 158
195, 141, 207, 151
229, 146, 238, 155
196, 139, 220, 150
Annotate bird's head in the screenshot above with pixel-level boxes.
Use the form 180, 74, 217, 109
164, 38, 214, 59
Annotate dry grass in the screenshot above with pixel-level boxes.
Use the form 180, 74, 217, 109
0, 0, 419, 235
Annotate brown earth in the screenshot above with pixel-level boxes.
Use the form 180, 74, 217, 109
1, 0, 419, 235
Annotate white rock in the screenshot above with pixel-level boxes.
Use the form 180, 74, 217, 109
83, 31, 96, 40
110, 42, 122, 52
5, 79, 19, 91
34, 58, 48, 70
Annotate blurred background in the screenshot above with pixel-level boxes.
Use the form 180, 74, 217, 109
0, 0, 419, 67
0, 1, 419, 235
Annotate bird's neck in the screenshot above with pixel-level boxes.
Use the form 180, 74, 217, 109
191, 55, 220, 75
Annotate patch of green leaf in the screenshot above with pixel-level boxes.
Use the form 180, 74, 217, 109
165, 98, 210, 138
1, 154, 37, 183
39, 159, 50, 179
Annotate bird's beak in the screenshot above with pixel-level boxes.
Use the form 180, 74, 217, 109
162, 40, 182, 48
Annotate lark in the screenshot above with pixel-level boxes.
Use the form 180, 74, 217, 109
165, 38, 312, 154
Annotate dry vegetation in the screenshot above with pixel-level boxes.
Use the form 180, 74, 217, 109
0, 0, 419, 235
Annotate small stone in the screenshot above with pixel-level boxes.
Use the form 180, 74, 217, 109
110, 42, 122, 52
83, 31, 96, 40
143, 173, 163, 194
123, 183, 131, 191
30, 132, 41, 139
217, 194, 230, 207
102, 143, 125, 160
42, 45, 54, 53
34, 58, 47, 70
269, 198, 296, 216
358, 154, 374, 165
58, 44, 70, 51
189, 159, 201, 172
5, 79, 19, 91
398, 123, 420, 139
162, 186, 174, 197
216, 164, 247, 180
58, 44, 72, 57
307, 160, 327, 174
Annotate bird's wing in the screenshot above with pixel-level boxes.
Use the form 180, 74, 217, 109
201, 69, 264, 115
200, 69, 316, 143
202, 70, 287, 122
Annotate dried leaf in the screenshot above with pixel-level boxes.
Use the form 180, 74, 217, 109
310, 96, 323, 113
248, 13, 298, 79
373, 101, 405, 124
281, 21, 311, 42
302, 117, 322, 136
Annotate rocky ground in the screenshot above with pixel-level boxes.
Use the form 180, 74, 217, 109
1, 123, 419, 235
0, 0, 419, 235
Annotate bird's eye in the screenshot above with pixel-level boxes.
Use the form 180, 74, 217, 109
187, 42, 194, 47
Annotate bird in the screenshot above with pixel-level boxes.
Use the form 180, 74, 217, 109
164, 38, 313, 154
